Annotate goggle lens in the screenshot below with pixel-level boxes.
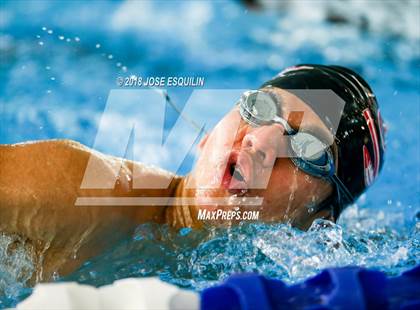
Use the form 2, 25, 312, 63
290, 132, 328, 162
240, 91, 278, 125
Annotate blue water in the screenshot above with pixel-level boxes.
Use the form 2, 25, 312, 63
0, 0, 419, 308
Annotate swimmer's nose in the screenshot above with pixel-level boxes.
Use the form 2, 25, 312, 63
241, 124, 284, 167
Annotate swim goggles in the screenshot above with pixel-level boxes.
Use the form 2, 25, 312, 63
237, 90, 354, 208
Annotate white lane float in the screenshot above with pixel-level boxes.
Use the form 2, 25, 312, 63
15, 278, 199, 310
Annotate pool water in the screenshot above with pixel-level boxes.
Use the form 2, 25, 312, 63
0, 1, 419, 308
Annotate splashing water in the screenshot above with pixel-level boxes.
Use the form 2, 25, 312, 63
0, 234, 34, 308
60, 204, 418, 292
1, 203, 418, 307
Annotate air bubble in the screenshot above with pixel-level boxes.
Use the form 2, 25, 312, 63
95, 43, 101, 48
47, 29, 53, 34
58, 36, 64, 40
74, 37, 80, 42
38, 41, 44, 46
42, 26, 47, 31
108, 54, 113, 59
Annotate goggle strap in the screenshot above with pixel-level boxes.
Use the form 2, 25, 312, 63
330, 174, 354, 203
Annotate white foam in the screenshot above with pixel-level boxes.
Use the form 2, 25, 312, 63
16, 278, 199, 310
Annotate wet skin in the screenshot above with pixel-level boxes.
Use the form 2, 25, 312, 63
0, 87, 334, 282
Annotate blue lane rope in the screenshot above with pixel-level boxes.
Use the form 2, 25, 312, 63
201, 264, 420, 310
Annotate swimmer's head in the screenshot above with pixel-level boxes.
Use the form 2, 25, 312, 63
185, 65, 385, 228
261, 65, 386, 219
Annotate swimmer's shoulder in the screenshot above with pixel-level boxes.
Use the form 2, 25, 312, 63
1, 138, 89, 152
0, 139, 94, 161
0, 139, 96, 180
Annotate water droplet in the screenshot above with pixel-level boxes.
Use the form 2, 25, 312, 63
95, 43, 101, 48
179, 227, 192, 236
47, 29, 53, 34
38, 41, 44, 46
58, 35, 64, 40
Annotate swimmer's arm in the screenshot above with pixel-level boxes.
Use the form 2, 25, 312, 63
0, 139, 163, 232
0, 139, 174, 278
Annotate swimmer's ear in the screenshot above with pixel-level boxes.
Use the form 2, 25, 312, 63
198, 133, 209, 151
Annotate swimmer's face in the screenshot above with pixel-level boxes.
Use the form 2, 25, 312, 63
186, 87, 334, 229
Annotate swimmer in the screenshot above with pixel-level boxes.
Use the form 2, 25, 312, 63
0, 65, 385, 282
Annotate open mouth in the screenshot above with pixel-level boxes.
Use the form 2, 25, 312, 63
221, 151, 251, 195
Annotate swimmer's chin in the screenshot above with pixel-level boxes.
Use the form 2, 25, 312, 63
193, 189, 252, 213
168, 177, 253, 228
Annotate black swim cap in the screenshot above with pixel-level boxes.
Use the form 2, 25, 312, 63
261, 64, 386, 218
